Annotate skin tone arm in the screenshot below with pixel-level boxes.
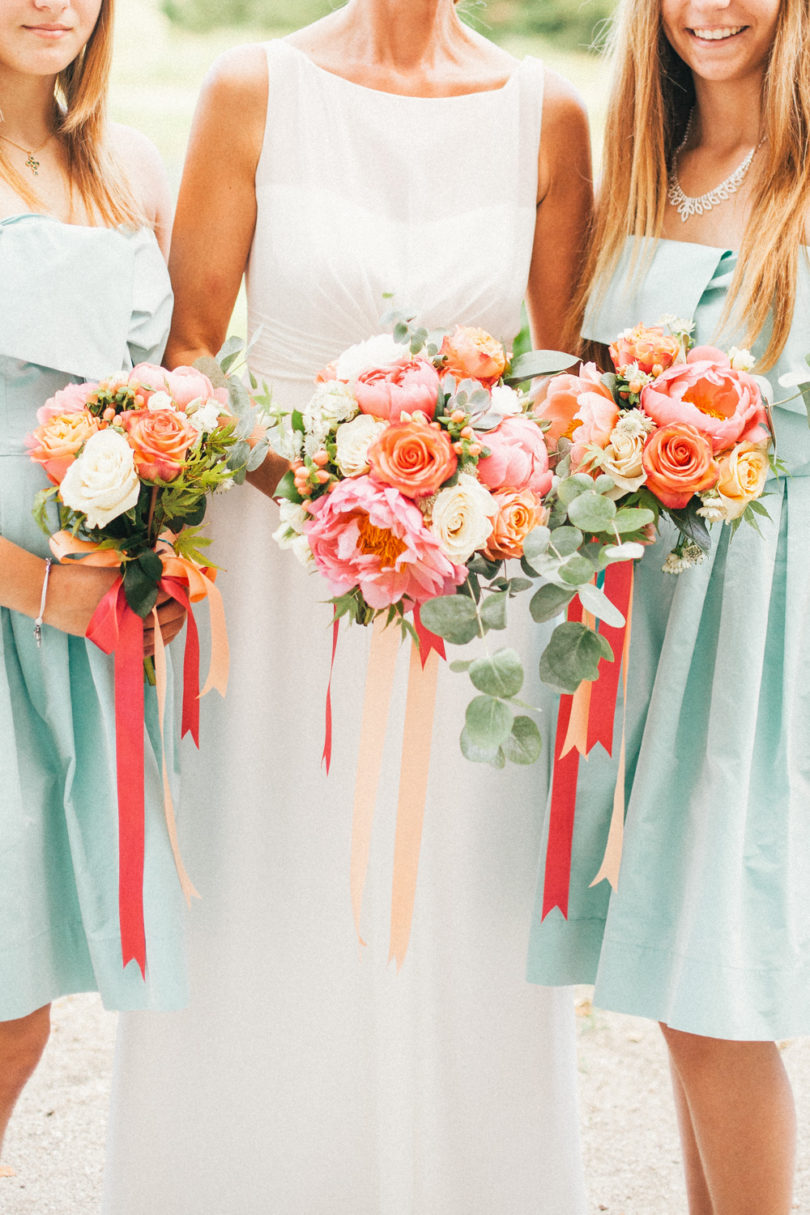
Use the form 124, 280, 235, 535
166, 46, 289, 498
526, 70, 593, 350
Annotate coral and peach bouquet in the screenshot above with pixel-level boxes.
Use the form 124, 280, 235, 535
27, 355, 268, 976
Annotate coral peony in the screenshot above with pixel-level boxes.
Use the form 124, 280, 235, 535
305, 476, 466, 609
368, 418, 457, 497
354, 357, 440, 422
440, 326, 507, 388
476, 415, 552, 495
640, 350, 768, 452
532, 362, 614, 450
609, 324, 681, 376
642, 423, 719, 509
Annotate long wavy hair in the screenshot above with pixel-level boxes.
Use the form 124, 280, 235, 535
579, 0, 810, 368
1, 0, 141, 226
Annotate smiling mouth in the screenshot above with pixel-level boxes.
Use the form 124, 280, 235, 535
24, 24, 72, 33
689, 25, 746, 39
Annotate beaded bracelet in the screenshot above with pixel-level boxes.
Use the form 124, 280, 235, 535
34, 558, 54, 648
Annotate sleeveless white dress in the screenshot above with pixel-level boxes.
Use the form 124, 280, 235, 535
104, 42, 586, 1214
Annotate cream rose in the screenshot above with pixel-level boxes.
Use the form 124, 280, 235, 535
59, 428, 141, 528
601, 426, 648, 494
429, 473, 497, 563
715, 441, 770, 519
335, 414, 388, 476
334, 334, 410, 382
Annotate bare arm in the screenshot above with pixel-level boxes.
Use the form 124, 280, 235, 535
165, 45, 289, 496
526, 71, 593, 352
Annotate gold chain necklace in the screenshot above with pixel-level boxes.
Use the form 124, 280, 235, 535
0, 130, 53, 175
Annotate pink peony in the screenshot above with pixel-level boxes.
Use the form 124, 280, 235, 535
476, 416, 552, 495
354, 357, 440, 422
570, 393, 621, 469
129, 363, 228, 410
305, 476, 466, 609
640, 349, 768, 452
37, 380, 98, 426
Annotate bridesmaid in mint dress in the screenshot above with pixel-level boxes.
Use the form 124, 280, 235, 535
0, 0, 186, 1173
528, 0, 809, 1210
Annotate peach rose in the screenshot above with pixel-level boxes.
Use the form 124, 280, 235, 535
715, 441, 770, 519
482, 488, 547, 560
640, 349, 768, 452
609, 324, 681, 376
368, 418, 457, 497
476, 416, 552, 495
120, 408, 197, 482
37, 381, 98, 426
27, 411, 102, 485
532, 363, 614, 450
642, 423, 719, 509
354, 357, 440, 421
440, 326, 508, 388
570, 393, 621, 470
129, 363, 228, 411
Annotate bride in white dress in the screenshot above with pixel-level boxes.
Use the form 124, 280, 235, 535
104, 3, 593, 1211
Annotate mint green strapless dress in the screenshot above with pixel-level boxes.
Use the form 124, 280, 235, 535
527, 238, 810, 1040
0, 214, 187, 1018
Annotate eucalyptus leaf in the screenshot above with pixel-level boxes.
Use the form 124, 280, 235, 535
449, 659, 474, 673
556, 475, 594, 506
505, 350, 578, 382
549, 525, 584, 557
593, 474, 617, 495
246, 438, 269, 473
465, 695, 515, 748
503, 716, 542, 765
506, 576, 533, 595
469, 648, 523, 698
460, 727, 506, 768
567, 491, 617, 533
559, 554, 597, 586
577, 581, 626, 628
419, 595, 481, 645
522, 525, 551, 560
480, 592, 508, 631
530, 583, 575, 623
193, 355, 229, 389
539, 621, 614, 695
613, 506, 655, 533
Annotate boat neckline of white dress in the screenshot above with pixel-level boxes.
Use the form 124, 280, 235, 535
278, 37, 528, 101
0, 212, 143, 234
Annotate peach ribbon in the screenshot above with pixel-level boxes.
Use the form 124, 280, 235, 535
348, 613, 443, 969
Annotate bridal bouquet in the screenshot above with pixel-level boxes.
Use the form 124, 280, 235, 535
27, 354, 268, 975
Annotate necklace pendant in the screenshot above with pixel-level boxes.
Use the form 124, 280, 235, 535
25, 151, 40, 174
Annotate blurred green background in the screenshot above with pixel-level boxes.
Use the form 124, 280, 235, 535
110, 0, 612, 192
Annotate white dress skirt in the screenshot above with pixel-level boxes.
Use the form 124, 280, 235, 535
103, 41, 587, 1214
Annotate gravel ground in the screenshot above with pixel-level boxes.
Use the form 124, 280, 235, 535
2, 989, 808, 1214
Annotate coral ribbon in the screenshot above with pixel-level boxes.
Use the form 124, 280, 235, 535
49, 531, 227, 975
345, 609, 443, 966
541, 561, 635, 919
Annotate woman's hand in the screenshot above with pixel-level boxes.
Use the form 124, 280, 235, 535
46, 564, 186, 654
143, 591, 187, 656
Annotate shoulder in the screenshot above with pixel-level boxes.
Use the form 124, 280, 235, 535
200, 42, 268, 111
539, 67, 589, 141
107, 123, 169, 234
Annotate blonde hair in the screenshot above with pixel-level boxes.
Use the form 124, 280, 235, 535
581, 0, 810, 369
1, 0, 142, 226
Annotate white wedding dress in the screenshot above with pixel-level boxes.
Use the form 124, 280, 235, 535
104, 41, 587, 1214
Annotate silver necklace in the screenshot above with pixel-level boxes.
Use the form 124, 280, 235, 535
667, 112, 764, 222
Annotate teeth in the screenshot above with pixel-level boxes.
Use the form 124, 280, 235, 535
692, 25, 744, 38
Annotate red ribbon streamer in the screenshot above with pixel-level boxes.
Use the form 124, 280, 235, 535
413, 606, 446, 667
322, 615, 340, 773
585, 561, 635, 756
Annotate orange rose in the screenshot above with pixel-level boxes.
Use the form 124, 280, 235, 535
440, 326, 507, 387
609, 324, 681, 376
532, 362, 614, 450
482, 488, 547, 560
642, 423, 719, 509
120, 408, 197, 482
27, 411, 101, 485
368, 418, 458, 497
715, 441, 770, 519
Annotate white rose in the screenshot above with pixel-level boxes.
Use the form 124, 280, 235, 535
146, 391, 176, 412
430, 473, 497, 563
334, 334, 410, 381
187, 399, 224, 434
601, 427, 647, 494
59, 429, 141, 528
488, 384, 522, 416
334, 414, 387, 476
